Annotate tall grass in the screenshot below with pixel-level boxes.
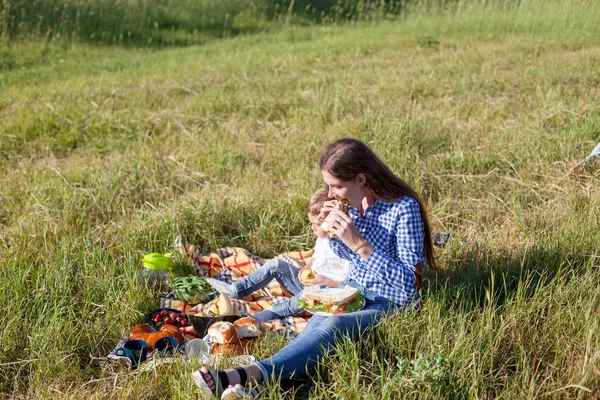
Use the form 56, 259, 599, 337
0, 0, 256, 46
3, 0, 574, 48
1, 0, 600, 398
0, 0, 406, 47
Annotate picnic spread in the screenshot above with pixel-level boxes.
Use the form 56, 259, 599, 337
108, 238, 314, 369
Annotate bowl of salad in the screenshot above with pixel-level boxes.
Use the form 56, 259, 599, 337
172, 275, 217, 305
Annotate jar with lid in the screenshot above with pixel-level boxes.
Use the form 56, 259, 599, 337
140, 268, 171, 294
141, 253, 175, 295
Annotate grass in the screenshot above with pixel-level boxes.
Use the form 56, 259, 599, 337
0, 0, 402, 48
1, 0, 600, 398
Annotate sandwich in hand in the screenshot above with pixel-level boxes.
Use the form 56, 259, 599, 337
320, 199, 350, 239
298, 285, 364, 315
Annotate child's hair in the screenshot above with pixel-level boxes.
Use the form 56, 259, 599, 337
307, 187, 330, 216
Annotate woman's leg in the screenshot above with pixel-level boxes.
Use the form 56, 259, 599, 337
192, 365, 263, 397
256, 300, 393, 382
193, 301, 393, 395
232, 259, 303, 298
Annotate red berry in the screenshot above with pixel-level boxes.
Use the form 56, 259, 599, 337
164, 317, 174, 324
169, 312, 178, 319
180, 318, 187, 326
160, 310, 167, 316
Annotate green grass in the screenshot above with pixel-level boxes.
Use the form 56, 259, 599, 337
1, 0, 600, 398
0, 0, 402, 48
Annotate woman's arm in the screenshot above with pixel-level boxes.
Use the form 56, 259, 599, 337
361, 198, 425, 286
328, 197, 425, 288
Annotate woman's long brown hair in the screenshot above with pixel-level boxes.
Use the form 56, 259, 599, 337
319, 138, 436, 270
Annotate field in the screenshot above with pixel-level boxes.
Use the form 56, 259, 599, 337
1, 0, 599, 398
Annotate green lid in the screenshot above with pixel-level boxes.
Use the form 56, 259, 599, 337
142, 253, 176, 271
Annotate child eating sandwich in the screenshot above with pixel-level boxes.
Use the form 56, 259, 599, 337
207, 187, 351, 322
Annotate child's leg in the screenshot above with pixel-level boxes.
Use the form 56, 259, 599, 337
232, 259, 303, 298
206, 278, 238, 298
253, 295, 302, 322
271, 295, 303, 318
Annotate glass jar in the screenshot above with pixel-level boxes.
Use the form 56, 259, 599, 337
141, 252, 176, 294
140, 268, 171, 295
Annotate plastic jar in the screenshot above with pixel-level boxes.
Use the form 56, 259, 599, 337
140, 268, 171, 294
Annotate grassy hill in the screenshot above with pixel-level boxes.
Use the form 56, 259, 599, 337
1, 1, 599, 398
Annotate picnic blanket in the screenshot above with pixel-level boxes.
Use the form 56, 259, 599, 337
160, 238, 314, 337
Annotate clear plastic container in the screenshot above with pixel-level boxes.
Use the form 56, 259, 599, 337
140, 267, 171, 294
141, 252, 175, 294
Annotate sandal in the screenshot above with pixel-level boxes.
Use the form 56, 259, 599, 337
192, 367, 265, 399
192, 367, 219, 398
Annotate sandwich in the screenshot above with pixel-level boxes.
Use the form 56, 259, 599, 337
298, 285, 364, 315
320, 199, 350, 238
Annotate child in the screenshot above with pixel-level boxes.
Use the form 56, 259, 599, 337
207, 187, 351, 322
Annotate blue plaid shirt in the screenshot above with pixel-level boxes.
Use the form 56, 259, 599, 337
330, 196, 425, 307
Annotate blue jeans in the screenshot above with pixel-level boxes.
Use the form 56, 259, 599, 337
232, 259, 305, 317
254, 290, 399, 383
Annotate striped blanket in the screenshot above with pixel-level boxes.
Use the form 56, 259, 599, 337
160, 239, 314, 337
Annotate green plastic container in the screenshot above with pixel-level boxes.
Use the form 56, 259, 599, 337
141, 253, 175, 294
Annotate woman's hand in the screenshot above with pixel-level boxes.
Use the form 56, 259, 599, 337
319, 206, 365, 250
317, 200, 340, 221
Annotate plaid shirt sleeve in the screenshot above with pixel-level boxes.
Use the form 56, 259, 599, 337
364, 198, 424, 287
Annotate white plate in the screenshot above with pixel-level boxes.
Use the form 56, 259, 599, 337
303, 298, 366, 317
300, 285, 364, 316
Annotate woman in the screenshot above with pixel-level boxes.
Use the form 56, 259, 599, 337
193, 138, 436, 398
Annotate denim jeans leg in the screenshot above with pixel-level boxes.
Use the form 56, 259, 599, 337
270, 295, 302, 318
256, 299, 394, 382
232, 259, 303, 298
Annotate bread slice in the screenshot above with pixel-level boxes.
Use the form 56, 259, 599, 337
302, 285, 359, 306
321, 199, 350, 238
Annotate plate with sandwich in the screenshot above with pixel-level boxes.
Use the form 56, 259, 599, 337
298, 285, 365, 316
